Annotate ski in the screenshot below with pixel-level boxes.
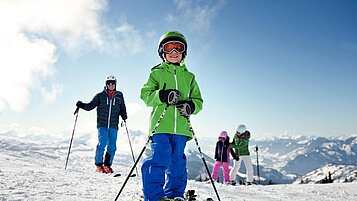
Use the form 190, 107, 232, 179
113, 173, 136, 177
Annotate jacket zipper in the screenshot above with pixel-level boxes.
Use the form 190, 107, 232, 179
220, 143, 224, 162
174, 65, 178, 134
107, 97, 112, 129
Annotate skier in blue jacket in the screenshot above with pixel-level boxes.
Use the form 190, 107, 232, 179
76, 75, 127, 173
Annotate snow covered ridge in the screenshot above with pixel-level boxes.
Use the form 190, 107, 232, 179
1, 133, 357, 201
187, 134, 357, 185
251, 135, 357, 176
294, 164, 357, 184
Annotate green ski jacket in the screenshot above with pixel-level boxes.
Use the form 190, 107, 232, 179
140, 62, 203, 140
230, 131, 251, 156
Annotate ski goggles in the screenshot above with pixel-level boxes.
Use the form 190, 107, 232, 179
162, 41, 186, 54
106, 81, 116, 85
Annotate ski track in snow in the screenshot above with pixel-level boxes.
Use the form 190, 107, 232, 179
1, 136, 357, 201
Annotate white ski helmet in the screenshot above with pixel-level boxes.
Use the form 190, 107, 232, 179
105, 75, 117, 85
236, 124, 247, 134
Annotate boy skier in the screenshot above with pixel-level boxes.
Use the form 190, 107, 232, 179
140, 31, 203, 201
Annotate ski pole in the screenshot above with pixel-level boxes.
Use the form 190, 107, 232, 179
255, 145, 260, 184
122, 120, 139, 176
114, 105, 168, 201
65, 107, 79, 170
186, 118, 221, 201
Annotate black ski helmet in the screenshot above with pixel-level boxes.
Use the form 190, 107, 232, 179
158, 31, 187, 61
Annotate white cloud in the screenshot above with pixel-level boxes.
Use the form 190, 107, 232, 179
111, 17, 144, 54
11, 0, 106, 54
0, 33, 56, 112
169, 0, 225, 31
28, 126, 46, 135
40, 84, 64, 103
0, 0, 146, 113
0, 0, 106, 112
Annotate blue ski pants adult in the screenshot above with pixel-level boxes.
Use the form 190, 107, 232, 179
95, 127, 118, 166
141, 134, 188, 201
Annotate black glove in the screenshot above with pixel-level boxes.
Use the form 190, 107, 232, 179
159, 84, 181, 105
76, 101, 84, 108
122, 114, 127, 121
176, 100, 195, 117
233, 156, 240, 161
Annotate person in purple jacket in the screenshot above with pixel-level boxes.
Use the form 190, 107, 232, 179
211, 131, 238, 184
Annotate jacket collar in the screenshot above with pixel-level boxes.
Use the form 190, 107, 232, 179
153, 62, 188, 74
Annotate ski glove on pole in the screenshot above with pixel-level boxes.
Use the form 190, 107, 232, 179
176, 100, 195, 117
159, 84, 181, 105
76, 101, 84, 108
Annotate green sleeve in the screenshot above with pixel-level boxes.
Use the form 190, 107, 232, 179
190, 75, 203, 114
140, 72, 162, 107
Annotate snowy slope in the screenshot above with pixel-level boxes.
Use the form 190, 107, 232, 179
1, 132, 357, 201
294, 164, 357, 184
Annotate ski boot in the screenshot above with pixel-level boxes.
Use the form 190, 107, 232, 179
226, 180, 236, 186
245, 181, 253, 185
185, 190, 197, 200
103, 165, 114, 174
95, 165, 105, 173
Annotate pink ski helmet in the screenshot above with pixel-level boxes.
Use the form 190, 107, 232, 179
219, 131, 228, 139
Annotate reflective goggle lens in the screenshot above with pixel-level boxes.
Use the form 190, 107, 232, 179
106, 81, 116, 85
162, 41, 185, 53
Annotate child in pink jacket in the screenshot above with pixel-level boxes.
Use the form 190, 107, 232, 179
211, 131, 239, 184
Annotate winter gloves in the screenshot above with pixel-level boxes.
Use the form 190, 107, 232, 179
76, 101, 84, 108
176, 100, 195, 117
159, 88, 181, 105
158, 84, 195, 117
159, 90, 195, 118
233, 155, 240, 161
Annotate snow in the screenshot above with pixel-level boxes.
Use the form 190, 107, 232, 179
1, 133, 357, 201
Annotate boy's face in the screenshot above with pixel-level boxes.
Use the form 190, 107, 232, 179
165, 50, 183, 64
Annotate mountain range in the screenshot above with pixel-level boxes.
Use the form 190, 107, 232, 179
186, 134, 357, 184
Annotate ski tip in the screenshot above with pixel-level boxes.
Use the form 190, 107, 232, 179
113, 173, 121, 177
130, 174, 137, 177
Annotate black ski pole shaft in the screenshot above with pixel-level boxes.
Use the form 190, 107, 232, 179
187, 118, 221, 201
114, 105, 168, 201
114, 139, 148, 201
65, 107, 79, 170
255, 145, 260, 183
123, 120, 139, 176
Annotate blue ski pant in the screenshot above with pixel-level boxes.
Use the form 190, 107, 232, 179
95, 127, 118, 166
141, 134, 188, 201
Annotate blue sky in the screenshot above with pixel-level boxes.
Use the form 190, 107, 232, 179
1, 0, 356, 139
